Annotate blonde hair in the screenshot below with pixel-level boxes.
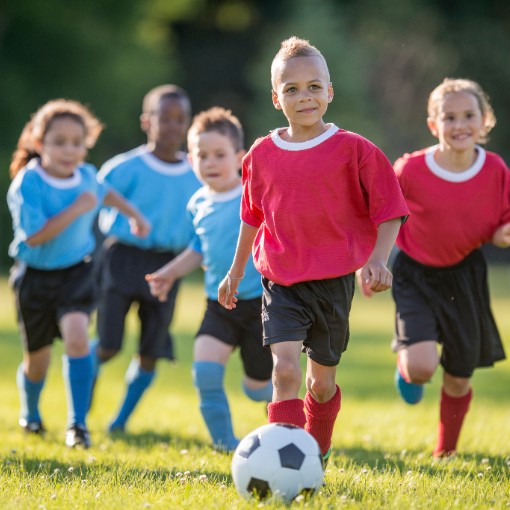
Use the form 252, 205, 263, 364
187, 106, 244, 152
271, 36, 330, 89
427, 78, 496, 143
10, 99, 103, 178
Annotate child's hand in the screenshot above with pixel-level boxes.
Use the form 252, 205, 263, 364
355, 268, 373, 297
358, 260, 393, 296
492, 222, 510, 248
218, 273, 241, 309
74, 192, 97, 213
129, 214, 151, 238
145, 270, 175, 302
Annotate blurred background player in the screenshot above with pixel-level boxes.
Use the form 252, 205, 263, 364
218, 37, 409, 465
91, 85, 200, 433
146, 107, 273, 451
7, 99, 148, 447
388, 78, 510, 456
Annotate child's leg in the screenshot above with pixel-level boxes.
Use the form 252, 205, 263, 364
108, 356, 156, 432
60, 312, 93, 428
17, 347, 51, 428
304, 360, 340, 456
242, 377, 273, 403
267, 342, 306, 428
396, 341, 438, 404
433, 372, 472, 457
193, 335, 238, 451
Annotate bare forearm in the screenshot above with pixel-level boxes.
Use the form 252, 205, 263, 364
368, 218, 401, 263
229, 222, 258, 276
164, 248, 203, 279
104, 189, 140, 218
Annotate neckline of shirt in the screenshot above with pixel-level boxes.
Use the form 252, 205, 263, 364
200, 183, 242, 202
30, 159, 82, 189
425, 145, 486, 182
270, 124, 339, 151
139, 147, 190, 175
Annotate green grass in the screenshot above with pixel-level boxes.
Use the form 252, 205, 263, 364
1, 267, 510, 509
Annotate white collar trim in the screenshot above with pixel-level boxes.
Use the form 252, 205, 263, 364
425, 145, 486, 182
271, 124, 339, 151
202, 183, 242, 202
29, 159, 81, 189
140, 149, 190, 175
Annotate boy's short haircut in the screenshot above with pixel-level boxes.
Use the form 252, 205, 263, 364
187, 106, 244, 152
142, 84, 191, 115
271, 36, 330, 89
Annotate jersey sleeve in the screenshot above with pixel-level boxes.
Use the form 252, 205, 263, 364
240, 151, 264, 228
15, 174, 48, 237
359, 144, 409, 225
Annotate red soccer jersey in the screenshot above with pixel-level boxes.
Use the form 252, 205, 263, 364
395, 145, 510, 267
241, 125, 409, 286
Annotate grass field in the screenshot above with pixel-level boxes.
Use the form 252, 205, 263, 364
0, 267, 509, 509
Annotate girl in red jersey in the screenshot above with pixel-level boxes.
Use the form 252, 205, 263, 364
387, 78, 510, 457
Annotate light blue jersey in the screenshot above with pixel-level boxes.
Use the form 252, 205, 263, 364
98, 146, 201, 251
7, 159, 108, 270
188, 184, 261, 300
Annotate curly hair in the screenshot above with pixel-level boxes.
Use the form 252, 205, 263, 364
10, 99, 103, 177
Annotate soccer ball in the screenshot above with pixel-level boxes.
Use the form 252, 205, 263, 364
231, 423, 324, 502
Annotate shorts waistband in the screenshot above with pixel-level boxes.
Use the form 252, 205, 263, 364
398, 249, 483, 272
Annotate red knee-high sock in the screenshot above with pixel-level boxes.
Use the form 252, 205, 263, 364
304, 385, 341, 455
433, 387, 472, 457
268, 399, 306, 428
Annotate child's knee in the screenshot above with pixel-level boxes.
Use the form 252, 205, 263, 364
192, 361, 225, 390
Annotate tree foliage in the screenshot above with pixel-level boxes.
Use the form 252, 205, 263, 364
1, 0, 510, 268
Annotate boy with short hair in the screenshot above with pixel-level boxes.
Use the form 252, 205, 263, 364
93, 84, 201, 432
218, 37, 409, 464
146, 107, 273, 451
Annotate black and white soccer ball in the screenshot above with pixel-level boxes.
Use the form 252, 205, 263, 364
231, 423, 324, 502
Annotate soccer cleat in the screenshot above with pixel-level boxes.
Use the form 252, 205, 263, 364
65, 424, 91, 448
394, 367, 424, 404
322, 448, 331, 468
19, 418, 46, 435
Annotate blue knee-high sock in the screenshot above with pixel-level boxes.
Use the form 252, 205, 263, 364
62, 354, 94, 427
89, 338, 102, 380
109, 359, 155, 431
192, 361, 239, 451
17, 363, 44, 424
242, 380, 273, 402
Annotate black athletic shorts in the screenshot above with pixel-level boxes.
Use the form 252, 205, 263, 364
96, 241, 179, 360
261, 274, 355, 367
197, 298, 273, 381
392, 249, 506, 377
11, 258, 96, 353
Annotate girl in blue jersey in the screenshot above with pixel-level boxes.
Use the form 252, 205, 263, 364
7, 99, 149, 448
146, 107, 273, 451
92, 85, 201, 433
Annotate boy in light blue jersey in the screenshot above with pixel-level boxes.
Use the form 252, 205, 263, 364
147, 107, 273, 451
93, 85, 201, 432
7, 99, 149, 448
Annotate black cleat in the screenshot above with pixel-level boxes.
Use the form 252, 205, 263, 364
65, 424, 91, 448
19, 418, 46, 435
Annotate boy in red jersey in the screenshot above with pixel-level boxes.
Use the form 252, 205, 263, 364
385, 78, 510, 457
218, 36, 409, 465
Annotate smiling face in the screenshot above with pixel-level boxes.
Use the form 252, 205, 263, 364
427, 91, 485, 155
37, 116, 88, 178
271, 55, 333, 141
188, 130, 244, 193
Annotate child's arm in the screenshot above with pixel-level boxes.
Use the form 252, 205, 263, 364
26, 192, 97, 246
218, 222, 258, 309
146, 248, 203, 302
103, 189, 151, 238
492, 222, 510, 248
358, 217, 401, 297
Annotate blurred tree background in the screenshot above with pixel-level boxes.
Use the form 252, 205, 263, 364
1, 0, 510, 270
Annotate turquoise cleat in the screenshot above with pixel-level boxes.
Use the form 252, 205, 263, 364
394, 366, 424, 404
